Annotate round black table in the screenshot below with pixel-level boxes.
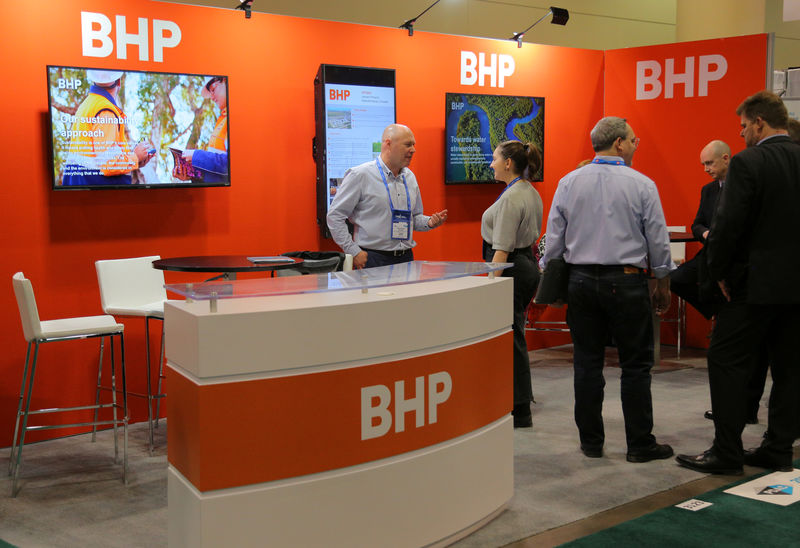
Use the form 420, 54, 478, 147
153, 255, 304, 280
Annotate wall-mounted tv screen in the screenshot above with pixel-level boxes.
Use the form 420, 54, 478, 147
47, 65, 230, 190
444, 92, 544, 184
314, 64, 396, 237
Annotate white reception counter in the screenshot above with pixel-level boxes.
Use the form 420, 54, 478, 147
164, 261, 514, 547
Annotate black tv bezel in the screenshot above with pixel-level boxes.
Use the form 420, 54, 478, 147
313, 64, 396, 237
46, 64, 231, 191
444, 91, 545, 185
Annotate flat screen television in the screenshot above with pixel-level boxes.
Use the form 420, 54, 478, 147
46, 65, 230, 189
444, 92, 544, 184
314, 64, 396, 237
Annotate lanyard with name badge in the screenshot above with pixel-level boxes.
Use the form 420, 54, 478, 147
495, 176, 521, 202
376, 159, 412, 240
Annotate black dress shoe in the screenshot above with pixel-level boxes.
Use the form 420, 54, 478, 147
743, 448, 793, 472
675, 450, 743, 474
580, 445, 602, 458
627, 443, 674, 463
704, 410, 713, 420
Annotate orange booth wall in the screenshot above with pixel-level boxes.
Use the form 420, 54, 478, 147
0, 0, 766, 445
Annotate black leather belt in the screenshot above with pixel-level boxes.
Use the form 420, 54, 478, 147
570, 264, 647, 275
362, 247, 411, 257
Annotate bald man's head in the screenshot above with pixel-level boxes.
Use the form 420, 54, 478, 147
381, 124, 416, 175
700, 140, 730, 182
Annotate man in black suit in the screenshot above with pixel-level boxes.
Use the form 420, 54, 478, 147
676, 90, 800, 474
669, 140, 729, 319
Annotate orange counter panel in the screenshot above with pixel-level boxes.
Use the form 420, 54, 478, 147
168, 332, 511, 492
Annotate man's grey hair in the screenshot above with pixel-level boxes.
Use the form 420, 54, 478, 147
590, 117, 628, 152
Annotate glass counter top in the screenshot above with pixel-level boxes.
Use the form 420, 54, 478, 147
164, 261, 511, 301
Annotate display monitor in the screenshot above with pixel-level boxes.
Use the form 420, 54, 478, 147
46, 65, 230, 189
444, 92, 544, 184
314, 64, 396, 237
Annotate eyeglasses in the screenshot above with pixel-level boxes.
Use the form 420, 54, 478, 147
617, 136, 640, 149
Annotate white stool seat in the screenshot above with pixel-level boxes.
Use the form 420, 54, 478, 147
38, 315, 123, 339
102, 301, 167, 318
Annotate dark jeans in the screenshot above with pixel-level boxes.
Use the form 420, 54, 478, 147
364, 249, 413, 268
566, 266, 656, 451
708, 299, 800, 464
483, 242, 538, 410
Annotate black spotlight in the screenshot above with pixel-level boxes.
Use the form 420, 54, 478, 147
550, 7, 569, 25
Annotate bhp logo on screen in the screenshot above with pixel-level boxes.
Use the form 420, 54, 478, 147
360, 372, 452, 440
460, 51, 515, 88
329, 89, 351, 101
80, 11, 181, 63
636, 55, 728, 100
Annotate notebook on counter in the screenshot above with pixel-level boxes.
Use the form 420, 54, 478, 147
247, 256, 296, 263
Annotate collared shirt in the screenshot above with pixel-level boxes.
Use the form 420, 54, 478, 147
481, 180, 543, 252
756, 133, 788, 146
327, 156, 431, 256
542, 156, 674, 278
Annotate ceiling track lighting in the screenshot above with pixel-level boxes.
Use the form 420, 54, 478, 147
235, 0, 253, 19
399, 0, 443, 37
510, 6, 569, 48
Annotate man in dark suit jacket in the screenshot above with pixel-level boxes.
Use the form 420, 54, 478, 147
676, 90, 800, 475
669, 140, 728, 319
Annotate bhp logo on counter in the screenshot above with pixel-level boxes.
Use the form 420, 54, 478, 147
361, 371, 452, 440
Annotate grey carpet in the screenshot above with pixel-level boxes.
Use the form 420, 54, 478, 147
452, 347, 770, 547
0, 346, 768, 548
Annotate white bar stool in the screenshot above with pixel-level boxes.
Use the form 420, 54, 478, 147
95, 256, 171, 455
9, 272, 128, 497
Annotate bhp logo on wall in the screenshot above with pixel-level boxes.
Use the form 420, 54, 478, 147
460, 50, 516, 88
80, 11, 181, 62
636, 55, 728, 100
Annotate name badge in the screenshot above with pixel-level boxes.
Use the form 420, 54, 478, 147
391, 209, 411, 240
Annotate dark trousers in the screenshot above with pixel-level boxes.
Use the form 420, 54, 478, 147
746, 348, 769, 421
483, 243, 538, 409
670, 255, 715, 319
364, 249, 413, 268
707, 299, 800, 464
566, 266, 656, 451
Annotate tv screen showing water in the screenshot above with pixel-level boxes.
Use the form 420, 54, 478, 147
444, 92, 544, 184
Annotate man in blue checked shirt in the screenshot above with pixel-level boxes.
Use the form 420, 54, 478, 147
542, 116, 674, 464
